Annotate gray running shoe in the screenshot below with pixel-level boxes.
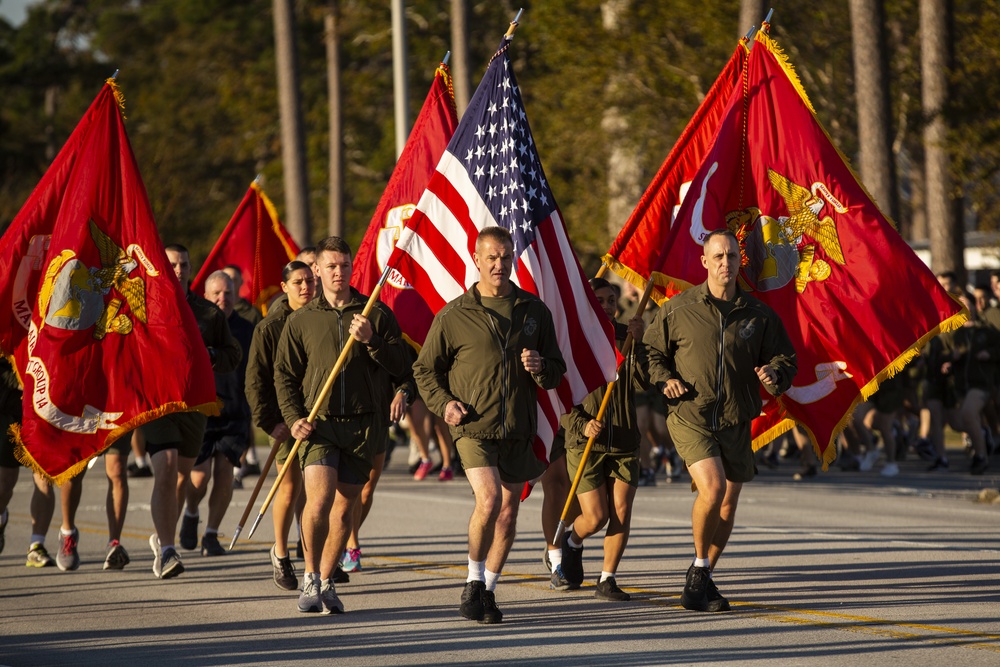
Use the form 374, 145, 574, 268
201, 532, 226, 557
179, 513, 199, 550
26, 544, 55, 568
56, 529, 80, 571
298, 576, 322, 613
103, 540, 130, 570
320, 578, 344, 614
159, 547, 184, 579
271, 544, 298, 591
550, 564, 576, 591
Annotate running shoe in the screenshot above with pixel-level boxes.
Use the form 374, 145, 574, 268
705, 577, 731, 612
298, 576, 322, 613
333, 566, 350, 584
550, 564, 574, 591
680, 564, 710, 612
320, 578, 344, 614
480, 590, 503, 624
880, 462, 900, 478
201, 532, 226, 556
56, 528, 80, 571
341, 547, 362, 572
438, 466, 454, 481
460, 580, 485, 621
159, 547, 184, 579
594, 576, 630, 601
179, 513, 199, 550
560, 533, 584, 587
26, 544, 55, 568
271, 544, 297, 591
413, 459, 433, 481
103, 540, 130, 570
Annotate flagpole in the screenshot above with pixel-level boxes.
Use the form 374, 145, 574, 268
232, 265, 394, 545
552, 278, 655, 546
505, 8, 524, 39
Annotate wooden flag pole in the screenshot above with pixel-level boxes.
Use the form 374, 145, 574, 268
552, 278, 656, 546
230, 265, 393, 545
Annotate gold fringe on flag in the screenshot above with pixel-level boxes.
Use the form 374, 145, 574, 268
105, 77, 127, 120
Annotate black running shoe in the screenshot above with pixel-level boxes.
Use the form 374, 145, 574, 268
561, 533, 584, 587
201, 532, 226, 557
594, 576, 631, 601
179, 514, 199, 551
460, 580, 485, 621
332, 566, 350, 584
480, 590, 503, 624
705, 577, 731, 612
971, 455, 989, 475
680, 564, 710, 611
270, 544, 298, 591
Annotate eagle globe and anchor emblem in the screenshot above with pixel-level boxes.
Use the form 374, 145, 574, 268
375, 204, 419, 291
14, 219, 159, 435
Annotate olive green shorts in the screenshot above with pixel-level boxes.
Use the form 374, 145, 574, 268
142, 412, 207, 459
274, 436, 294, 466
565, 447, 639, 494
455, 436, 546, 484
666, 412, 755, 483
299, 414, 375, 486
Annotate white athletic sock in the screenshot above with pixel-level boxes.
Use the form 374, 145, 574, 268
600, 571, 615, 582
134, 456, 148, 469
484, 569, 500, 592
467, 557, 485, 583
548, 548, 562, 572
184, 509, 199, 518
59, 527, 74, 537
204, 527, 218, 536
567, 534, 583, 550
693, 557, 710, 568
30, 534, 45, 548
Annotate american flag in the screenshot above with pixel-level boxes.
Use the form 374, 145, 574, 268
388, 37, 619, 460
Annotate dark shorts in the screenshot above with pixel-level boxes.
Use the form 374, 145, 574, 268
548, 428, 566, 462
455, 436, 546, 484
141, 412, 207, 459
369, 420, 389, 458
635, 388, 668, 416
274, 436, 295, 466
103, 431, 133, 457
299, 414, 376, 485
666, 412, 756, 483
565, 447, 639, 493
196, 431, 249, 467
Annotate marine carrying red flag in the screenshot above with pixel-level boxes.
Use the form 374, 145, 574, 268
388, 37, 619, 463
603, 41, 746, 303
0, 80, 219, 484
352, 62, 459, 348
651, 32, 965, 465
190, 180, 299, 314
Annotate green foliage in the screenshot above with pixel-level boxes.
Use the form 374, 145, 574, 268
0, 0, 997, 264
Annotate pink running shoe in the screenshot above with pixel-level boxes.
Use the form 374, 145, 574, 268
438, 467, 454, 481
414, 460, 433, 481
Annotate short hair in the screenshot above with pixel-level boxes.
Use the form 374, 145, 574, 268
990, 269, 1000, 281
165, 243, 189, 255
317, 236, 352, 257
282, 260, 311, 282
589, 277, 613, 293
223, 264, 244, 278
296, 245, 317, 262
936, 270, 958, 282
476, 226, 513, 250
204, 270, 233, 290
704, 228, 739, 246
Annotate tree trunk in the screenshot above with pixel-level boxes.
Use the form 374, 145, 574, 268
391, 0, 409, 158
739, 0, 767, 35
920, 0, 962, 277
325, 1, 343, 238
849, 0, 899, 223
273, 0, 311, 246
602, 0, 642, 240
449, 0, 471, 116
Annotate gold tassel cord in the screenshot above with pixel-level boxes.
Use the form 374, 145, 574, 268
105, 77, 127, 120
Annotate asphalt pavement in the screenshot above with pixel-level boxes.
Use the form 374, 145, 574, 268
1, 447, 998, 666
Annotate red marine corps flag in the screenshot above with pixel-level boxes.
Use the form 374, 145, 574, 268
0, 79, 218, 484
647, 29, 965, 466
603, 39, 747, 303
388, 35, 619, 463
352, 60, 459, 348
190, 178, 299, 314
